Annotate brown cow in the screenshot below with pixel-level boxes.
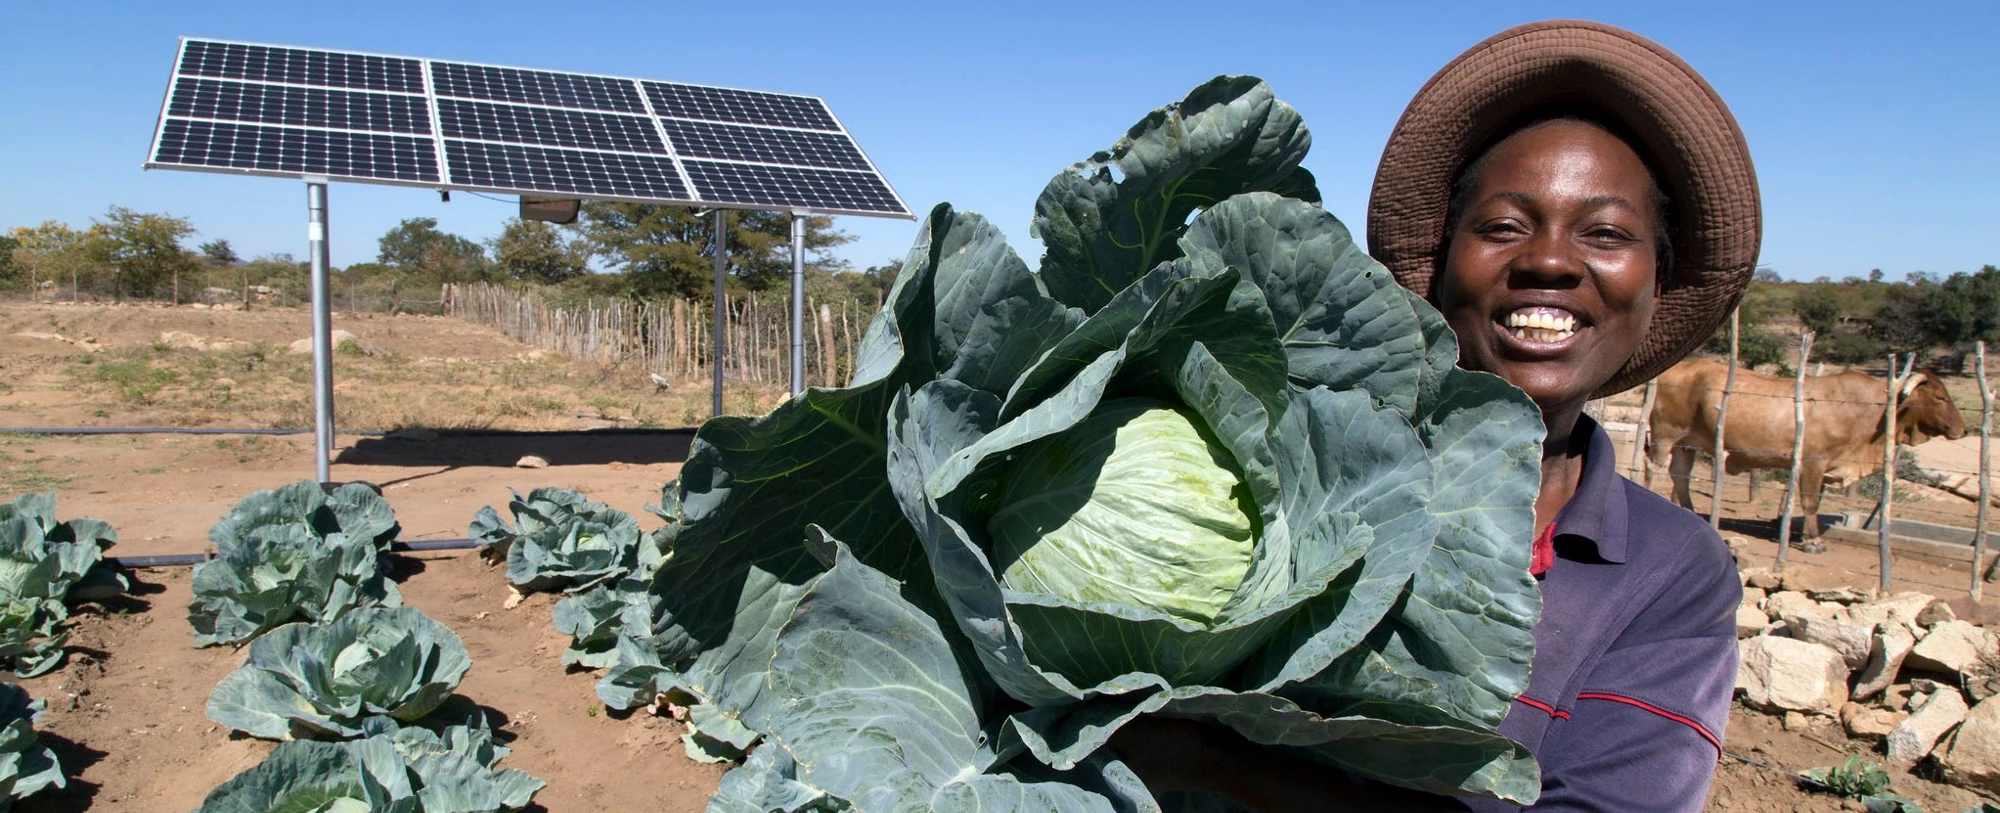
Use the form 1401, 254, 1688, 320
1644, 359, 1968, 539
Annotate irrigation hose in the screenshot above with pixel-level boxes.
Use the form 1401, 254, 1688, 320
109, 537, 483, 569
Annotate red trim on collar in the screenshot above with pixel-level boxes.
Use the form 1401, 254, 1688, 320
1530, 521, 1557, 577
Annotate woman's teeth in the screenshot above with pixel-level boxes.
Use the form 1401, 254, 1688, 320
1505, 311, 1577, 343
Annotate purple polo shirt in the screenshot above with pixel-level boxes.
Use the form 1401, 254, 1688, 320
1456, 414, 1741, 812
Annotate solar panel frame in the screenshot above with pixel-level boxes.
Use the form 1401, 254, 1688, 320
145, 37, 912, 219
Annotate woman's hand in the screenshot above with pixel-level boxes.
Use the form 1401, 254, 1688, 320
1109, 716, 1468, 813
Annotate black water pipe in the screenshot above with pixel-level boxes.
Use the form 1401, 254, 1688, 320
109, 537, 482, 569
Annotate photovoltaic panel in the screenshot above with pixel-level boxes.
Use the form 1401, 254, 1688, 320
659, 119, 868, 170
643, 81, 839, 131
170, 77, 432, 135
437, 99, 664, 154
431, 62, 646, 114
179, 39, 424, 93
156, 120, 439, 182
148, 38, 909, 218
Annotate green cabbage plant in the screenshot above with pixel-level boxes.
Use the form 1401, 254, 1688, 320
0, 492, 127, 676
603, 76, 1547, 809
207, 606, 472, 740
470, 488, 646, 593
208, 480, 401, 553
195, 719, 542, 813
189, 481, 405, 647
0, 683, 63, 809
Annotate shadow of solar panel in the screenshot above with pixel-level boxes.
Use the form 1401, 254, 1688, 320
155, 120, 439, 182
179, 40, 424, 93
683, 160, 900, 213
446, 140, 687, 200
438, 99, 664, 154
171, 77, 431, 135
659, 119, 867, 170
433, 62, 645, 113
642, 82, 838, 131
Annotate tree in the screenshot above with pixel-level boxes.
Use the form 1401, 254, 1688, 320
199, 238, 240, 267
7, 221, 100, 298
0, 234, 18, 286
90, 207, 202, 302
578, 204, 853, 300
1793, 285, 1844, 335
491, 219, 588, 285
857, 258, 902, 306
376, 217, 491, 285
1752, 267, 1782, 283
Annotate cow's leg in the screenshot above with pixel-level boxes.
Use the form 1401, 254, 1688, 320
1669, 446, 1697, 510
1798, 463, 1828, 544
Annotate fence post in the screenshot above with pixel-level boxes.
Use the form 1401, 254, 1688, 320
1630, 380, 1656, 484
1710, 308, 1739, 528
1878, 353, 1913, 594
1978, 341, 1995, 592
1775, 331, 1814, 570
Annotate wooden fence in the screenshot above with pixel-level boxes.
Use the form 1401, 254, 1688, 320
443, 282, 864, 389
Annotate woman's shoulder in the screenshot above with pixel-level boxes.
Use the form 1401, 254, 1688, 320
1614, 475, 1740, 604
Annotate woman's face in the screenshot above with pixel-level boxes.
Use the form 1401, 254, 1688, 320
1435, 120, 1661, 416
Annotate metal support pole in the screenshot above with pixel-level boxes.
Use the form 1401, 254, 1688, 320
790, 212, 806, 396
307, 181, 334, 483
712, 210, 727, 417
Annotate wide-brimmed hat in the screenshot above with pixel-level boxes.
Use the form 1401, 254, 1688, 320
1367, 19, 1760, 398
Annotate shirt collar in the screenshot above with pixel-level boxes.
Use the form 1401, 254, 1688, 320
1550, 414, 1629, 564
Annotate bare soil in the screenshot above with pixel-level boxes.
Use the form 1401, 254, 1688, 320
2, 302, 1997, 811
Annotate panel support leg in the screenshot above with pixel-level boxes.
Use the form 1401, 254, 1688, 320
307, 181, 335, 483
713, 209, 727, 417
790, 212, 806, 397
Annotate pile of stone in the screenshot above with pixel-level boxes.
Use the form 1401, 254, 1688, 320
1735, 567, 2000, 793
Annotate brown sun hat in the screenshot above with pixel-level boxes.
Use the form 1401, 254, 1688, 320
1367, 19, 1761, 398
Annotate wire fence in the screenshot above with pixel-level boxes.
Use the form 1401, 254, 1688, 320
1611, 322, 1998, 592
442, 282, 864, 389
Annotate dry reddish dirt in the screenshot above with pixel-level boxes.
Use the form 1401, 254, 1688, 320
4, 302, 1999, 811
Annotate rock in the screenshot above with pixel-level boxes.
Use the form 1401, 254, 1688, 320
1883, 684, 1915, 712
1972, 673, 2000, 704
1940, 696, 2000, 793
1916, 600, 1958, 629
1842, 701, 1906, 740
1790, 613, 1875, 670
286, 330, 360, 355
1842, 592, 1938, 636
1907, 621, 1997, 677
1945, 595, 2000, 627
1738, 636, 1850, 714
1738, 605, 1772, 638
1742, 586, 1768, 608
1765, 591, 1823, 625
1853, 624, 1918, 702
157, 330, 207, 350
1888, 687, 1968, 762
1783, 710, 1814, 731
1743, 568, 1783, 590
1811, 586, 1873, 605
514, 455, 549, 469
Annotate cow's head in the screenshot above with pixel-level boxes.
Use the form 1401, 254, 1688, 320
1895, 370, 1969, 443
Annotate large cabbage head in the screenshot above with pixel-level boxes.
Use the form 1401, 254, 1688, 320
987, 398, 1257, 624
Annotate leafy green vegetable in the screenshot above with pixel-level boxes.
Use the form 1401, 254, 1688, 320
207, 606, 471, 740
605, 76, 1546, 808
0, 683, 64, 808
0, 492, 126, 676
188, 525, 402, 648
208, 480, 400, 554
1799, 755, 1923, 812
195, 719, 542, 813
190, 480, 404, 648
470, 488, 646, 594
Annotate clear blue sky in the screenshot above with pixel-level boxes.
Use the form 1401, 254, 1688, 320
5, 2, 1995, 282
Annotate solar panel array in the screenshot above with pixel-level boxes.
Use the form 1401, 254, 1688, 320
147, 39, 909, 218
